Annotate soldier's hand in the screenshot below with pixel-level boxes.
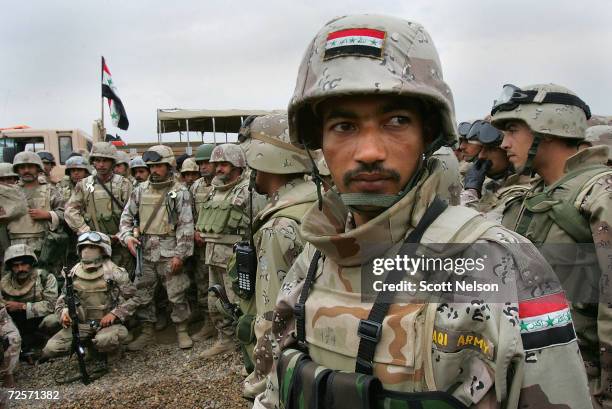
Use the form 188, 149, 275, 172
61, 311, 72, 328
126, 237, 141, 257
28, 208, 51, 220
194, 232, 204, 247
464, 159, 492, 194
5, 301, 25, 312
170, 257, 183, 275
100, 313, 117, 328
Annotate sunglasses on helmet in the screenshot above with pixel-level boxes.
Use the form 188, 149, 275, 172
467, 120, 503, 145
142, 151, 163, 163
457, 122, 473, 138
37, 152, 55, 163
77, 231, 103, 243
491, 84, 591, 119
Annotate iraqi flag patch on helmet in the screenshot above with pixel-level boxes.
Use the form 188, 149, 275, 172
324, 28, 386, 60
518, 292, 576, 350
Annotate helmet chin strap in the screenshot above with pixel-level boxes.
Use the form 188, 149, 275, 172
517, 133, 542, 177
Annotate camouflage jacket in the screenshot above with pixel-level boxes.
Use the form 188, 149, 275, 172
501, 146, 612, 408
461, 173, 532, 219
190, 176, 214, 225
0, 268, 57, 319
56, 259, 136, 322
432, 146, 462, 206
57, 176, 76, 203
253, 164, 591, 409
118, 179, 194, 261
0, 306, 20, 376
65, 174, 132, 235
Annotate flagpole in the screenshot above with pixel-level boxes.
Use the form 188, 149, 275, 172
100, 56, 105, 129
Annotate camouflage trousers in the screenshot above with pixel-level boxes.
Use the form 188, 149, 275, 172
208, 265, 236, 339
111, 242, 134, 281
194, 248, 209, 316
0, 309, 21, 377
42, 323, 128, 356
133, 257, 191, 324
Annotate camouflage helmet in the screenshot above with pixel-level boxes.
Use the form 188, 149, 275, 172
76, 231, 112, 258
13, 151, 44, 173
288, 14, 457, 150
64, 156, 91, 176
4, 244, 37, 270
37, 150, 56, 165
180, 157, 200, 174
115, 150, 130, 166
245, 113, 311, 174
490, 83, 590, 140
194, 144, 215, 162
585, 125, 612, 162
0, 162, 18, 178
143, 145, 176, 168
89, 142, 118, 162
210, 144, 246, 168
129, 156, 148, 170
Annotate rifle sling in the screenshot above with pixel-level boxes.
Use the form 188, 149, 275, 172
95, 176, 124, 210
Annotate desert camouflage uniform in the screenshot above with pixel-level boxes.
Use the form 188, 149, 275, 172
0, 306, 20, 381
57, 176, 76, 202
1, 268, 58, 324
118, 179, 194, 325
65, 174, 133, 275
42, 259, 136, 356
432, 146, 462, 205
0, 184, 27, 266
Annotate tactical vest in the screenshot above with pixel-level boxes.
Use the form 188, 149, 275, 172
7, 184, 50, 238
193, 180, 213, 209
197, 187, 248, 236
503, 165, 612, 245
72, 265, 109, 321
83, 175, 124, 235
139, 181, 180, 236
1, 269, 48, 301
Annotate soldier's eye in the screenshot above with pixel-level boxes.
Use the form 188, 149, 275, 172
385, 116, 412, 128
330, 122, 356, 133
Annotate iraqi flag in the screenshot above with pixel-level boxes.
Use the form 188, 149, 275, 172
518, 292, 576, 350
324, 28, 386, 60
101, 57, 129, 130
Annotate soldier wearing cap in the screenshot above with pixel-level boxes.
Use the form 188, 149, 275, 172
119, 145, 194, 350
236, 113, 317, 397
129, 156, 150, 186
1, 244, 58, 359
197, 144, 265, 359
253, 15, 590, 409
114, 150, 131, 179
65, 142, 133, 279
36, 150, 57, 186
7, 152, 65, 271
41, 231, 136, 363
189, 143, 217, 342
491, 83, 612, 407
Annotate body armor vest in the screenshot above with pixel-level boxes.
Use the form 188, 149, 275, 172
83, 175, 124, 235
139, 181, 180, 236
72, 265, 109, 321
1, 269, 47, 300
8, 184, 50, 238
197, 188, 248, 236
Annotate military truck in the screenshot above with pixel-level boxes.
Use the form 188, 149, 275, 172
0, 127, 93, 182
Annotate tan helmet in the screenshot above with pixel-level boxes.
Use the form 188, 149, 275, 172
115, 150, 131, 166
490, 83, 590, 140
143, 145, 176, 168
4, 244, 37, 270
129, 156, 148, 170
90, 142, 118, 162
210, 144, 246, 168
64, 156, 91, 176
180, 157, 200, 174
288, 14, 457, 151
585, 125, 612, 162
13, 151, 44, 173
0, 162, 19, 178
76, 231, 112, 258
245, 113, 311, 174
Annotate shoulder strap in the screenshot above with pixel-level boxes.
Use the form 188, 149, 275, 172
295, 249, 322, 346
95, 176, 124, 210
141, 187, 170, 235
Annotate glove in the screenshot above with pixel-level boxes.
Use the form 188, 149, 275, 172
464, 159, 492, 194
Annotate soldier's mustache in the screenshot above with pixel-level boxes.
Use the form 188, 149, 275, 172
343, 163, 401, 186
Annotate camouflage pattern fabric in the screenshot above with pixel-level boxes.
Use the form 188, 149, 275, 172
0, 267, 57, 320
432, 147, 462, 206
0, 307, 20, 378
190, 177, 214, 318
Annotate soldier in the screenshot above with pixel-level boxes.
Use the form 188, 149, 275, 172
190, 143, 217, 342
0, 306, 20, 387
41, 232, 136, 362
457, 121, 479, 179
180, 157, 200, 189
119, 145, 194, 350
129, 156, 150, 185
252, 15, 591, 409
491, 83, 612, 407
7, 152, 65, 270
58, 156, 91, 202
198, 144, 265, 359
1, 244, 58, 359
0, 163, 19, 186
580, 125, 612, 166
0, 178, 27, 269
37, 151, 57, 186
239, 113, 317, 398
64, 142, 133, 279
114, 151, 131, 179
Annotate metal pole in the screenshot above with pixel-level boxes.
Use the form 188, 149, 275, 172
186, 119, 191, 155
100, 56, 105, 129
212, 117, 216, 145
157, 110, 161, 143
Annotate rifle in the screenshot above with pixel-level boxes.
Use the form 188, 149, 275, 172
133, 216, 143, 280
208, 284, 242, 320
64, 266, 90, 385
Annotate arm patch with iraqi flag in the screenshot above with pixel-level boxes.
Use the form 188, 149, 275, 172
519, 292, 576, 350
324, 28, 386, 60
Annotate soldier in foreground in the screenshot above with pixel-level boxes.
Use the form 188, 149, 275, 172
119, 145, 194, 350
41, 232, 135, 363
491, 83, 612, 408
0, 305, 21, 387
238, 113, 317, 398
253, 15, 591, 408
1, 244, 58, 360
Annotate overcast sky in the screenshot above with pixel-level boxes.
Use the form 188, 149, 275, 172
1, 0, 610, 143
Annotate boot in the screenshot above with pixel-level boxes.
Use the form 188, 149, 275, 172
123, 330, 134, 345
3, 373, 15, 388
127, 322, 155, 351
199, 336, 235, 359
155, 312, 168, 331
176, 323, 193, 349
192, 319, 216, 341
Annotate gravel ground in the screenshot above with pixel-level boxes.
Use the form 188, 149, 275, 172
7, 326, 251, 409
